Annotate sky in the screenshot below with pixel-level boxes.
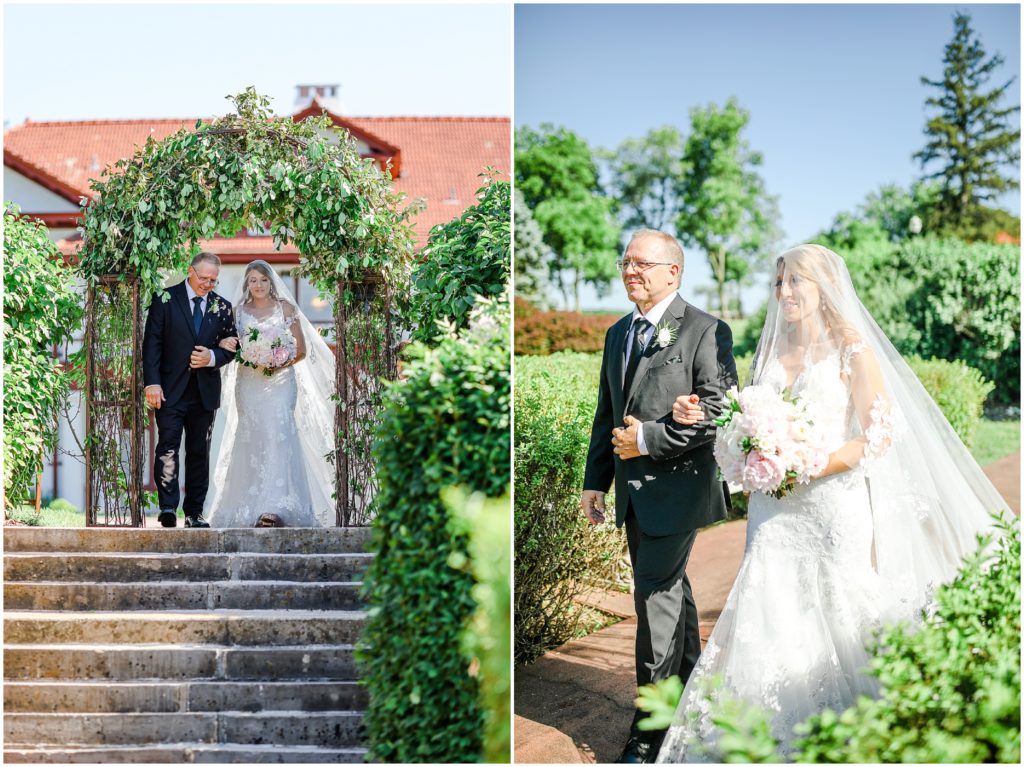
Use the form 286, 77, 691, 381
515, 2, 1022, 312
3, 2, 512, 124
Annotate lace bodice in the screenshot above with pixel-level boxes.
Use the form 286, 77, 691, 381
237, 301, 294, 340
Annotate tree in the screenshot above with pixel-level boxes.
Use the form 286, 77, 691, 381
815, 181, 941, 250
915, 12, 1020, 239
603, 126, 686, 232
674, 99, 781, 317
3, 205, 83, 511
515, 125, 621, 311
513, 188, 550, 309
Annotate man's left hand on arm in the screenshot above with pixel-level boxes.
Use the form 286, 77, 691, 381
612, 415, 643, 460
190, 346, 213, 368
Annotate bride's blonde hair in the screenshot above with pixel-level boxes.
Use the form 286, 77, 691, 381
776, 244, 858, 343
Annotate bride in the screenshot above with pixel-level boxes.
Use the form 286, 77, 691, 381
207, 260, 336, 528
657, 244, 1009, 761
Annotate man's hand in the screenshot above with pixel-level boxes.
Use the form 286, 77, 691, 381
580, 490, 607, 525
144, 385, 165, 410
190, 346, 212, 368
612, 415, 642, 460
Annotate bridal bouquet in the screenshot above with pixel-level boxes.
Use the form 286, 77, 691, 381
713, 385, 829, 498
236, 325, 296, 376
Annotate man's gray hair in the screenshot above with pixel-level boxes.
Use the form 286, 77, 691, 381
627, 229, 684, 271
191, 251, 221, 269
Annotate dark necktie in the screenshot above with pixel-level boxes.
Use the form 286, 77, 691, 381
192, 296, 203, 336
623, 317, 650, 395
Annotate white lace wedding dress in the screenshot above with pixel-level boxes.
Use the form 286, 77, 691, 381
657, 346, 884, 761
208, 303, 323, 528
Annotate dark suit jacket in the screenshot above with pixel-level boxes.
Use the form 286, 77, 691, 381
583, 294, 738, 537
142, 282, 237, 411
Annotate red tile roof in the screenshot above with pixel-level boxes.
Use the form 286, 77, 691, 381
5, 108, 509, 248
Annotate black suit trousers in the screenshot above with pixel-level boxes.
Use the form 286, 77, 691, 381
153, 374, 215, 516
625, 502, 701, 721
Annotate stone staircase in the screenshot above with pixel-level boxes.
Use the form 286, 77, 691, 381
3, 527, 373, 763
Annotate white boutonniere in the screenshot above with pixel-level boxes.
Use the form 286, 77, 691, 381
651, 320, 678, 350
208, 297, 225, 315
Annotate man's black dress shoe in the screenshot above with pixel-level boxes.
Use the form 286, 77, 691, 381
617, 735, 660, 764
158, 509, 177, 528
184, 514, 210, 528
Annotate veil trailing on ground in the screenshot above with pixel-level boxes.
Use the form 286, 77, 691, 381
211, 260, 336, 526
751, 244, 1008, 624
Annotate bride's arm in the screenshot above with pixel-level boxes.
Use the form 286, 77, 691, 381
282, 303, 306, 366
814, 342, 894, 479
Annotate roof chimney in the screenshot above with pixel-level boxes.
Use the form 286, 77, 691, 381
295, 84, 342, 111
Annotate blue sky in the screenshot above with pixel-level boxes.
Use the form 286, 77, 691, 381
516, 2, 1021, 311
3, 3, 511, 124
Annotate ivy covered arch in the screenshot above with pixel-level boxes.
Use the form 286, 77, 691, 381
77, 89, 416, 526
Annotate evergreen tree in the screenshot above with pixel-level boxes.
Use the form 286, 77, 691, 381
915, 12, 1020, 237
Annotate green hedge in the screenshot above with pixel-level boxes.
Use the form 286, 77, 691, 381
795, 515, 1020, 763
359, 300, 510, 763
514, 352, 628, 664
843, 238, 1019, 406
445, 488, 512, 763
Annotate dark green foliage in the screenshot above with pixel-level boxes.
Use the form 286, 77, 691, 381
815, 182, 941, 249
3, 206, 83, 503
675, 99, 781, 317
445, 489, 512, 763
515, 124, 621, 310
841, 238, 1019, 405
514, 352, 628, 664
795, 515, 1020, 763
915, 12, 1020, 239
406, 174, 510, 344
358, 300, 510, 763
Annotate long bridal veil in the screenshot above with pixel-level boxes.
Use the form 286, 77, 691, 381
210, 260, 336, 527
751, 244, 1008, 624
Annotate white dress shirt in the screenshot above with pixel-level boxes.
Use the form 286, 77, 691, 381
627, 291, 679, 456
185, 281, 217, 368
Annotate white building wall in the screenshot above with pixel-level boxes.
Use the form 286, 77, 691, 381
4, 168, 80, 214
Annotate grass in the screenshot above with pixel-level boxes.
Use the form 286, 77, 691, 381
970, 419, 1021, 466
6, 506, 196, 528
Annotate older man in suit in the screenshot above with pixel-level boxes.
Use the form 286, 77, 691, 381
142, 251, 237, 528
581, 229, 738, 763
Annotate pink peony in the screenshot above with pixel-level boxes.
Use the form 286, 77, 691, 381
742, 450, 788, 491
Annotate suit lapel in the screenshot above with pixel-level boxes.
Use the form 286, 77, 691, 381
610, 314, 631, 397
198, 292, 220, 338
173, 282, 198, 340
625, 295, 688, 407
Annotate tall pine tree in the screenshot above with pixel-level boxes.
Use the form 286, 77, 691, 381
915, 12, 1020, 238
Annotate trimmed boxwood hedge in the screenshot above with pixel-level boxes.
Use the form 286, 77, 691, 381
358, 300, 510, 763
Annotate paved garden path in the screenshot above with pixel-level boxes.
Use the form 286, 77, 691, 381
515, 451, 1020, 763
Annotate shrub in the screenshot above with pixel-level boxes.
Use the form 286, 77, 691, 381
906, 356, 994, 448
514, 352, 628, 664
3, 205, 83, 505
842, 238, 1019, 406
358, 298, 510, 763
445, 488, 512, 763
795, 514, 1020, 763
405, 173, 510, 344
514, 309, 619, 355
46, 498, 79, 514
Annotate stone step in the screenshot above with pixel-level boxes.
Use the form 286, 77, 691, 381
4, 552, 373, 583
4, 680, 368, 713
5, 644, 358, 681
3, 527, 372, 554
4, 711, 363, 747
4, 610, 366, 646
4, 580, 362, 611
3, 744, 368, 763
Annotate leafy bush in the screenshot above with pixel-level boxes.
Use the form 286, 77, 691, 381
637, 514, 1020, 764
841, 238, 1019, 406
795, 515, 1020, 763
358, 298, 510, 763
3, 205, 83, 505
405, 174, 510, 344
906, 356, 994, 448
514, 352, 628, 664
445, 488, 512, 763
514, 309, 619, 355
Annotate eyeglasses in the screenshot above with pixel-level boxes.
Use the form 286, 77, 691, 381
616, 259, 674, 273
190, 268, 219, 287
